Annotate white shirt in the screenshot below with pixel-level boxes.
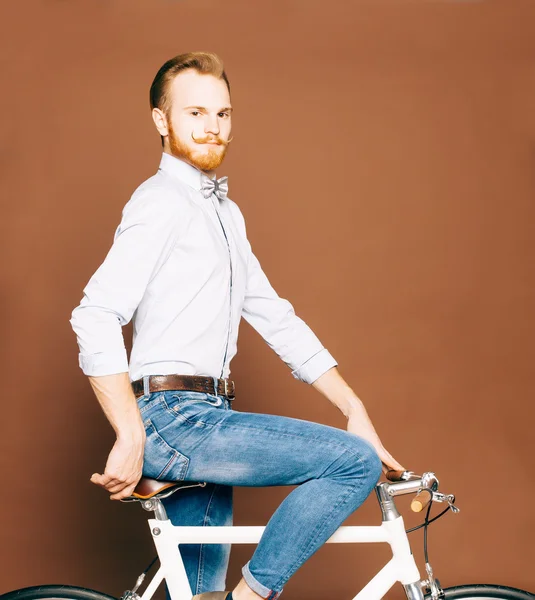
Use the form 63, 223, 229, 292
70, 152, 338, 384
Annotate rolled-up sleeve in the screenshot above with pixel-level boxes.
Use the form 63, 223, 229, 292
69, 187, 181, 377
235, 209, 337, 384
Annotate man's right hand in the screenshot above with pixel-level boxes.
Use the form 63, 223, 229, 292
87, 373, 147, 500
90, 432, 146, 500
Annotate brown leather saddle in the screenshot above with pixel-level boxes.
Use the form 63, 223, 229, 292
128, 477, 207, 500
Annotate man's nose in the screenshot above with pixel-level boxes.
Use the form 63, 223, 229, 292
204, 115, 220, 135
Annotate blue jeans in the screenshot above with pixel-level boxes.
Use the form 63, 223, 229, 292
138, 389, 382, 600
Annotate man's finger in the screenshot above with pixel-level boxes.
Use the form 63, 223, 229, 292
110, 483, 137, 501
95, 473, 118, 486
107, 480, 133, 493
90, 473, 110, 486
377, 448, 405, 472
104, 478, 129, 491
92, 473, 124, 489
377, 449, 394, 466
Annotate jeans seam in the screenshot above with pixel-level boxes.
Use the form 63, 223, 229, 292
195, 483, 219, 594
177, 416, 368, 457
138, 392, 163, 414
269, 453, 369, 591
159, 403, 364, 459
160, 394, 223, 422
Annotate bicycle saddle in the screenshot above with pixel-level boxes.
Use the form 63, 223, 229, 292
131, 477, 206, 500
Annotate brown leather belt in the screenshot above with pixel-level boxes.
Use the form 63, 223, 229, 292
131, 374, 235, 400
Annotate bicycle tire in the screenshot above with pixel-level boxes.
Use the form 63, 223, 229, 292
0, 585, 117, 600
426, 584, 534, 600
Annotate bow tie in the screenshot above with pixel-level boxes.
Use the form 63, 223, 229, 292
200, 175, 229, 201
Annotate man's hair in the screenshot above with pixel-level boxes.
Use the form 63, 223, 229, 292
150, 52, 231, 145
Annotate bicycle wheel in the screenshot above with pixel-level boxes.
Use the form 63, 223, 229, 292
0, 586, 117, 600
426, 584, 534, 600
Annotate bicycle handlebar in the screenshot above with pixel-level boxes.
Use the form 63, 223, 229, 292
410, 489, 433, 512
385, 470, 438, 512
385, 470, 409, 482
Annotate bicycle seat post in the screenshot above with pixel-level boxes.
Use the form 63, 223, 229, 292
140, 497, 168, 521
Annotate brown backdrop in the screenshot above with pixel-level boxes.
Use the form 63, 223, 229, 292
1, 0, 534, 598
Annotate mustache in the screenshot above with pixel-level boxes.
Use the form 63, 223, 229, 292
191, 132, 233, 145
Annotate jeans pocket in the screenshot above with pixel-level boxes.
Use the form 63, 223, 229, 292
143, 418, 190, 481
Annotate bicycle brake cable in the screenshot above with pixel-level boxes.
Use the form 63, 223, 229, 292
423, 498, 433, 563
403, 498, 435, 565
143, 555, 159, 574
405, 502, 451, 535
122, 556, 160, 600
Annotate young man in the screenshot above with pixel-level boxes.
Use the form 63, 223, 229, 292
70, 51, 404, 600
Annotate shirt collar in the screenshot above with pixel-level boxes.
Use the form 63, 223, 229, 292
158, 151, 216, 191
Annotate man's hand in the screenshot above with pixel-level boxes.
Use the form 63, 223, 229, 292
346, 414, 405, 474
90, 431, 146, 500
312, 367, 406, 475
87, 372, 147, 500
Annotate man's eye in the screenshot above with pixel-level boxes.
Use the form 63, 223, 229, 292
219, 112, 229, 118
191, 111, 200, 116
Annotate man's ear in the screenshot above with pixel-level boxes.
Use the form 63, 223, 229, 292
152, 108, 169, 137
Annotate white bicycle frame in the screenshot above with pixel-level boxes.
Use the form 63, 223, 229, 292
130, 474, 438, 600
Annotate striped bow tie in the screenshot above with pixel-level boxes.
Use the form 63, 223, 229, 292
200, 175, 229, 201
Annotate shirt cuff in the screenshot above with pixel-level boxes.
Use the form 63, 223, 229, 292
78, 350, 129, 377
291, 348, 338, 384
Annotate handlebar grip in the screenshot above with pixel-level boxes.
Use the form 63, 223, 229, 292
385, 469, 407, 482
411, 489, 433, 512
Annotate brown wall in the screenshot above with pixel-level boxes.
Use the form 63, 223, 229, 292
1, 1, 534, 598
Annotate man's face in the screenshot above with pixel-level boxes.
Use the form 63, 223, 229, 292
154, 69, 232, 174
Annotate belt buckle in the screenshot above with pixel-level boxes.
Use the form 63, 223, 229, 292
223, 378, 235, 399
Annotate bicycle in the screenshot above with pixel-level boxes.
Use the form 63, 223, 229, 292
2, 470, 533, 600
